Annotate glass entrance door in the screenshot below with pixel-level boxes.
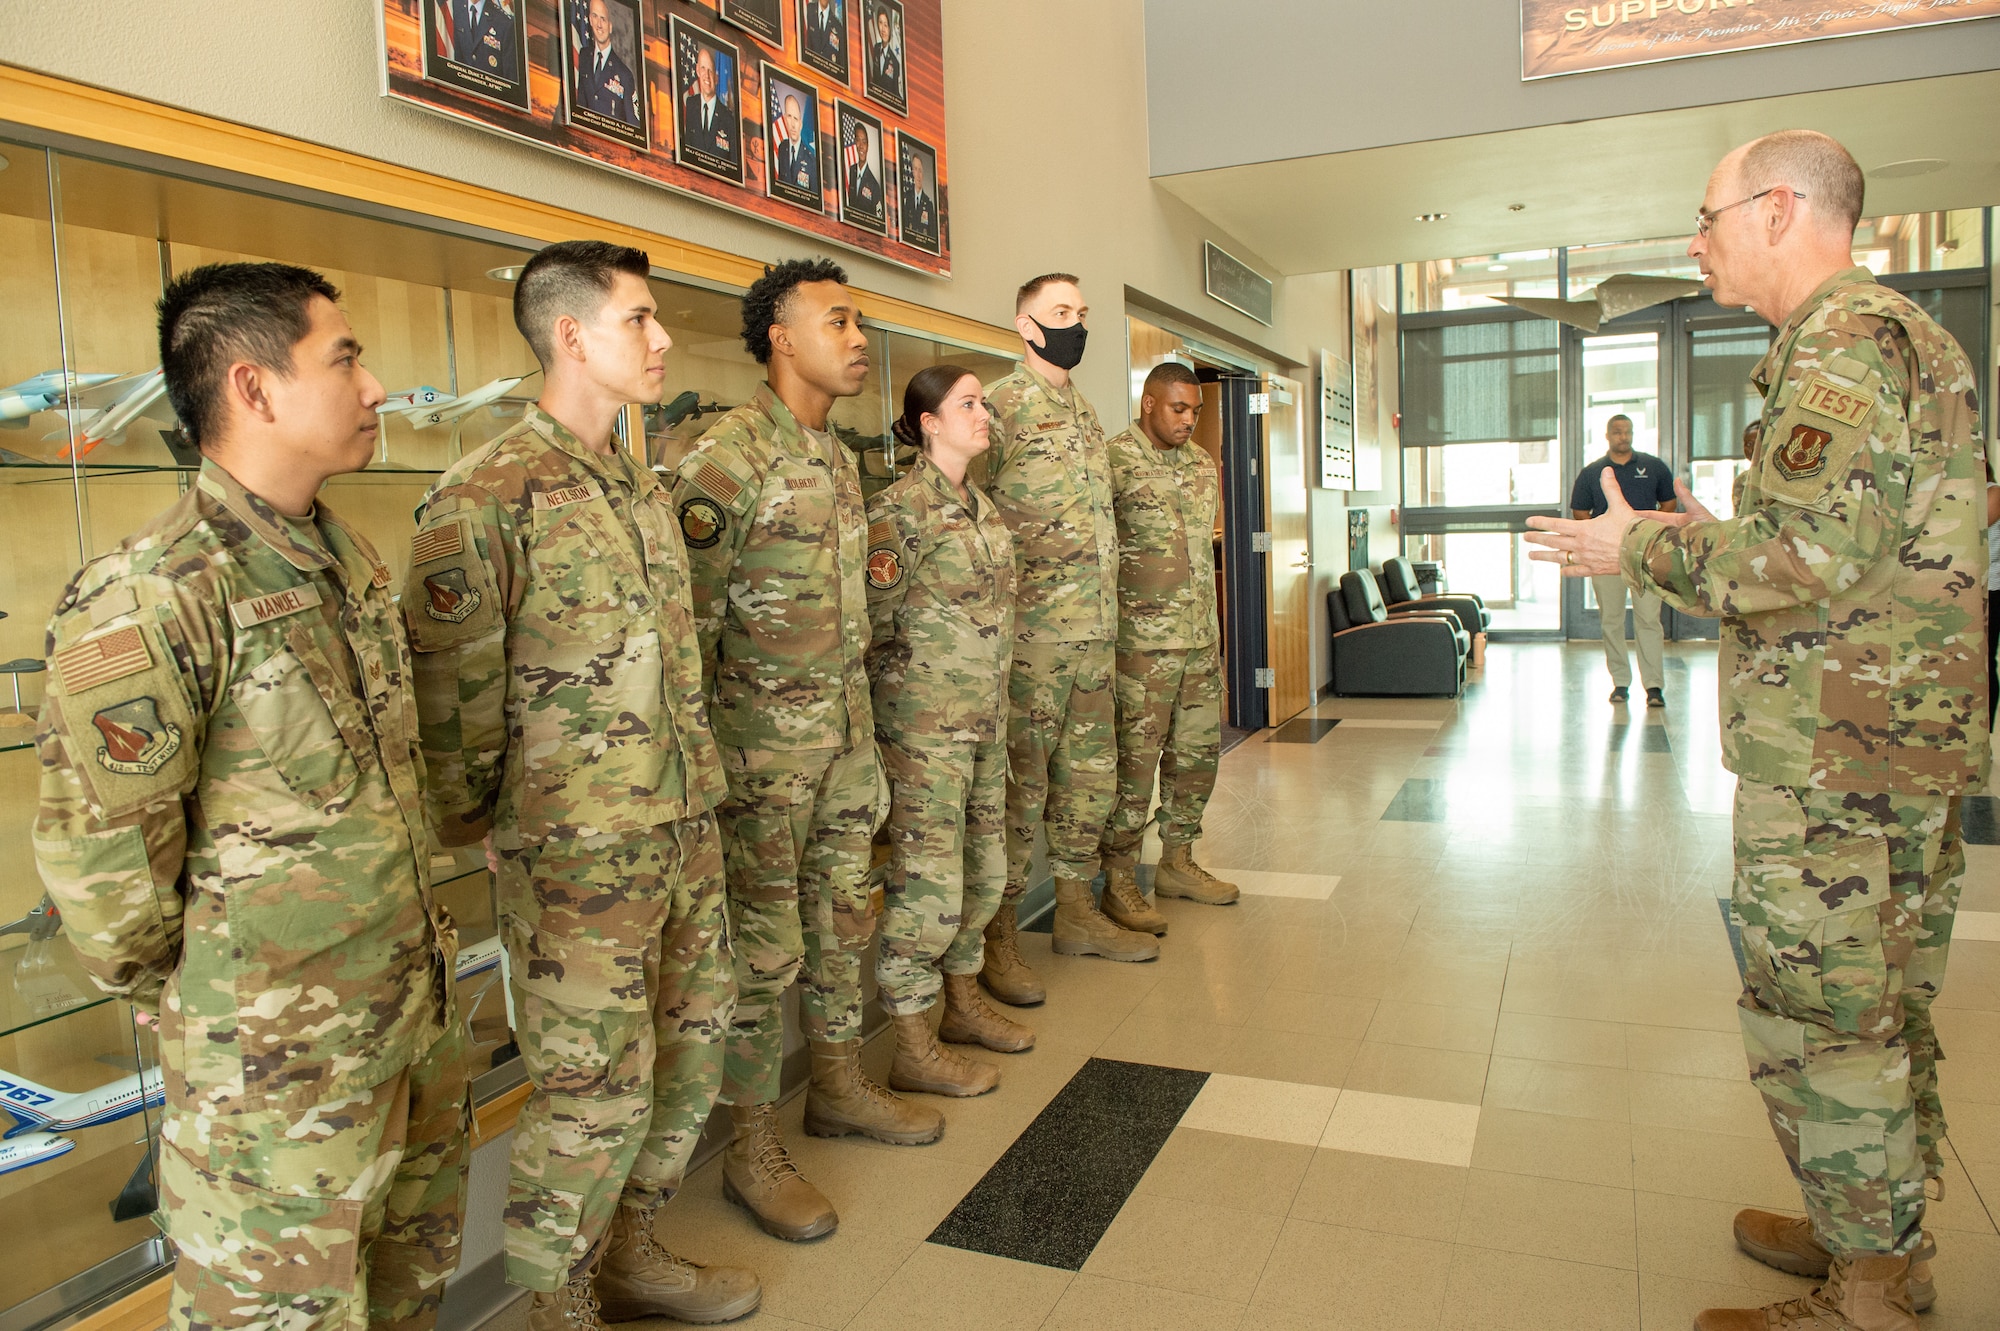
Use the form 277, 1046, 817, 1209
1570, 329, 1661, 641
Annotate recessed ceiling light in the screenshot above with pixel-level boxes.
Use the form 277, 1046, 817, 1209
1487, 264, 1509, 272
0, 154, 10, 173
1870, 158, 1946, 179
486, 264, 526, 281
1415, 212, 1448, 223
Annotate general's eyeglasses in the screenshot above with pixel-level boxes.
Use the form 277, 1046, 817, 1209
1694, 186, 1802, 237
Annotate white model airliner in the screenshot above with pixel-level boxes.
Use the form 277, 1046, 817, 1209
0, 1130, 75, 1177
0, 1063, 165, 1140
0, 371, 122, 425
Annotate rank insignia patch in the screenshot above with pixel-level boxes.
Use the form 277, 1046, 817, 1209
680, 496, 725, 549
1775, 423, 1834, 481
91, 696, 183, 776
422, 568, 483, 623
866, 547, 903, 589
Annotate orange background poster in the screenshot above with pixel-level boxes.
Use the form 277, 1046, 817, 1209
1521, 0, 2000, 79
381, 0, 950, 276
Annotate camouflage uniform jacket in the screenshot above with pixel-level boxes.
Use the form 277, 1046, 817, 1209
407, 406, 725, 848
1622, 266, 1989, 793
864, 454, 1016, 744
32, 461, 448, 1110
978, 363, 1119, 644
1107, 427, 1220, 651
673, 383, 872, 751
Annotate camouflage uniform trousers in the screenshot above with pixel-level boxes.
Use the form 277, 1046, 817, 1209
1730, 782, 1964, 1257
1004, 638, 1117, 894
495, 814, 733, 1291
716, 739, 887, 1104
875, 733, 1009, 1015
1100, 644, 1223, 870
160, 1019, 471, 1331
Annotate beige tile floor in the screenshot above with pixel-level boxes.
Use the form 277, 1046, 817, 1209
483, 643, 2000, 1330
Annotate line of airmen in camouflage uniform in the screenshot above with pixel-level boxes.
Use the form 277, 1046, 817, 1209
27, 247, 1236, 1331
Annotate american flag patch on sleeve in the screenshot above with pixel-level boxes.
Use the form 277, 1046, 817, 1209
54, 625, 152, 693
411, 523, 465, 565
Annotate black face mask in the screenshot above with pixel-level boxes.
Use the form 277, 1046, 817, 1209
1028, 317, 1088, 370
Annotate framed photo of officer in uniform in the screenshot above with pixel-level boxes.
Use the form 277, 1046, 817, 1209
761, 65, 825, 214
894, 130, 939, 254
861, 0, 906, 116
721, 0, 784, 46
562, 0, 649, 150
834, 101, 885, 234
422, 0, 529, 111
797, 0, 849, 85
670, 15, 744, 183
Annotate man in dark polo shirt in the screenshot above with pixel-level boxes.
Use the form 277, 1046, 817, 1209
1570, 414, 1676, 706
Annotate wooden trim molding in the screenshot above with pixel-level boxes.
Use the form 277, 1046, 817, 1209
473, 1081, 532, 1146
0, 63, 1015, 354
67, 1276, 170, 1331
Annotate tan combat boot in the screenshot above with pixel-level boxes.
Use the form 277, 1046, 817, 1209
1152, 844, 1240, 905
596, 1203, 762, 1324
980, 902, 1045, 1006
1051, 875, 1160, 962
1100, 865, 1168, 936
1733, 1210, 1935, 1312
720, 1103, 837, 1242
939, 972, 1035, 1052
527, 1251, 607, 1331
802, 1037, 945, 1144
887, 1010, 999, 1097
1693, 1251, 1916, 1331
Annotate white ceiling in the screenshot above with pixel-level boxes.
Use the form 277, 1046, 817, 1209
1152, 71, 2000, 276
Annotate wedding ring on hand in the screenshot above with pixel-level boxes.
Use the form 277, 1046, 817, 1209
1565, 551, 1575, 567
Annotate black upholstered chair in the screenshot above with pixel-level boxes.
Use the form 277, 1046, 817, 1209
1379, 556, 1491, 637
1327, 570, 1466, 697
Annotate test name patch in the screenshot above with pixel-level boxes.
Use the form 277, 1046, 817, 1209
1796, 373, 1873, 428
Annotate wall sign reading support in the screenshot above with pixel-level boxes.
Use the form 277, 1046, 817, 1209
380, 0, 952, 275
1203, 241, 1273, 326
1520, 0, 2000, 80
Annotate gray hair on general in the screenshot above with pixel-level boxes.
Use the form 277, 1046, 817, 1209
1741, 130, 1864, 233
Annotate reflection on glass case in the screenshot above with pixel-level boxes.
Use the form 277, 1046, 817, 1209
0, 128, 1012, 1330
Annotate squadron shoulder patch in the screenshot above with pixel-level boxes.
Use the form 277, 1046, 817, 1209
90, 696, 184, 776
680, 496, 726, 549
866, 546, 903, 590
421, 568, 483, 623
1774, 423, 1834, 481
1795, 372, 1874, 428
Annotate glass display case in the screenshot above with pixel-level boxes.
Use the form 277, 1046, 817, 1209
0, 128, 1012, 1331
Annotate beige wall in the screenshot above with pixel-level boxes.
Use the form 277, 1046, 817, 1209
1, 0, 1344, 432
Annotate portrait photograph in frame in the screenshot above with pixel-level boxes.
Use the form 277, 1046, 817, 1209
860, 0, 906, 116
422, 0, 530, 111
797, 0, 850, 85
670, 15, 745, 183
762, 63, 825, 213
834, 100, 886, 234
894, 130, 939, 254
562, 0, 649, 151
720, 0, 783, 46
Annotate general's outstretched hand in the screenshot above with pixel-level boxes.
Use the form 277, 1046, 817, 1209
1525, 465, 1637, 577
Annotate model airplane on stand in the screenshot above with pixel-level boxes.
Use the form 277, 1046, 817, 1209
0, 371, 123, 425
0, 1064, 166, 1139
51, 369, 175, 459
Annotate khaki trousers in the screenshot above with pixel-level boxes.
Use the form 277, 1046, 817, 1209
1591, 574, 1663, 690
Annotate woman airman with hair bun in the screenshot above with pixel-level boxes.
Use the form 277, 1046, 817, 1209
863, 365, 1034, 1097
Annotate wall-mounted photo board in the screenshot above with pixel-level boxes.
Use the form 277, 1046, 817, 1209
382, 0, 951, 275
